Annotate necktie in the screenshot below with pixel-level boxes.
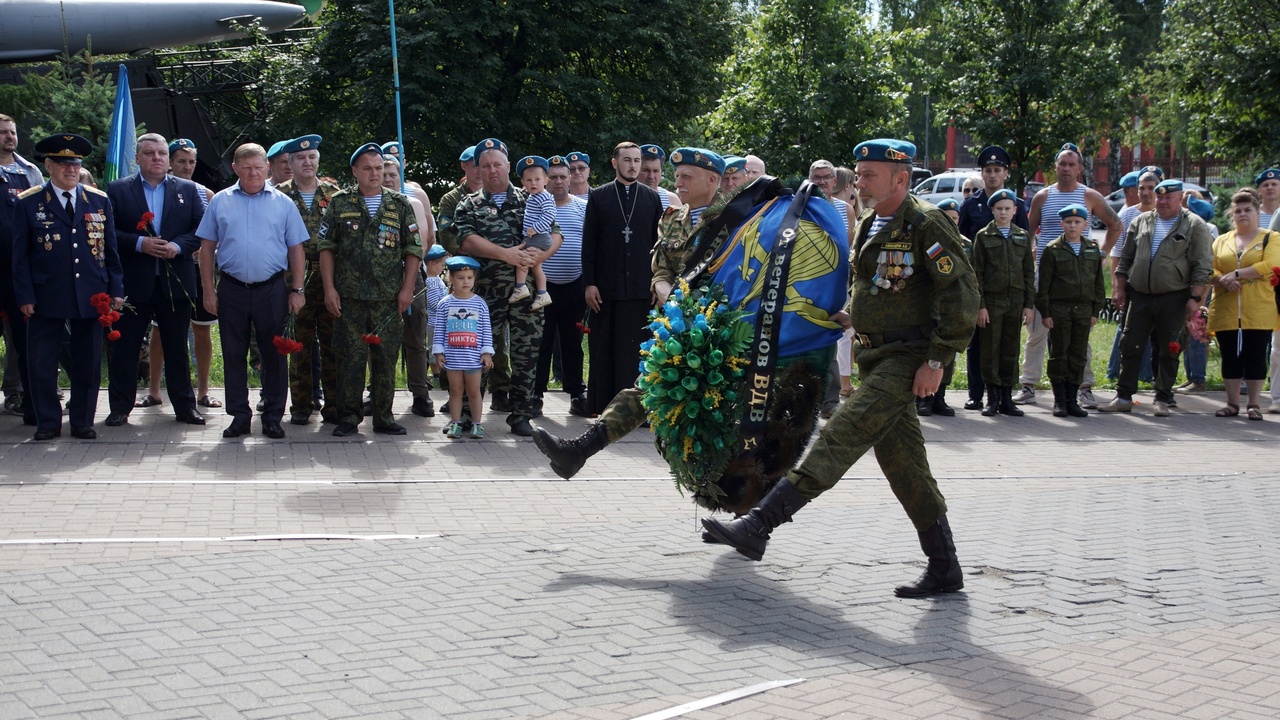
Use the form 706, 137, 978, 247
63, 191, 73, 217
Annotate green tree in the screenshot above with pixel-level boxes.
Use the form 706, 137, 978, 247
703, 0, 904, 176
4, 54, 120, 175
934, 0, 1125, 190
288, 0, 739, 188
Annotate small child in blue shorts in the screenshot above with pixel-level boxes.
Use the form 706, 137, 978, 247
512, 155, 555, 310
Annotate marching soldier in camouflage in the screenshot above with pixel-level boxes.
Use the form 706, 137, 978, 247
533, 147, 732, 478
452, 138, 560, 435
702, 139, 979, 599
275, 135, 342, 425
319, 143, 424, 437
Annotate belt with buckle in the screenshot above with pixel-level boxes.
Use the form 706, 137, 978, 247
219, 270, 284, 289
855, 325, 931, 348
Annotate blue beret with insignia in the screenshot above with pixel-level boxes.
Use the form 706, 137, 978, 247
425, 244, 448, 261
566, 151, 590, 166
978, 145, 1010, 168
349, 142, 384, 166
722, 155, 746, 175
1056, 142, 1081, 161
168, 138, 196, 154
1118, 171, 1140, 189
988, 188, 1018, 207
474, 138, 508, 165
35, 133, 92, 161
936, 198, 959, 211
1154, 179, 1183, 195
380, 141, 401, 154
853, 138, 916, 163
1187, 196, 1214, 222
445, 256, 480, 272
458, 145, 476, 163
283, 134, 322, 154
1140, 165, 1165, 180
548, 155, 568, 168
669, 147, 725, 174
1057, 203, 1089, 220
640, 144, 665, 161
517, 155, 549, 175
1254, 168, 1280, 185
267, 140, 291, 159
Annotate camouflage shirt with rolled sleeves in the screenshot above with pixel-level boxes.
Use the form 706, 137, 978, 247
650, 190, 729, 291
434, 182, 468, 255
451, 184, 560, 300
849, 194, 979, 364
276, 179, 341, 264
316, 189, 424, 302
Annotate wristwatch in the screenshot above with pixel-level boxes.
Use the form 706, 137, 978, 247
291, 287, 305, 295
927, 359, 944, 371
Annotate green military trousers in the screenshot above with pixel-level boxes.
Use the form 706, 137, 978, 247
788, 349, 948, 532
332, 298, 403, 428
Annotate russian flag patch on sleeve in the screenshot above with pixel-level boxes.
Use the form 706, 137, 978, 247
927, 242, 943, 258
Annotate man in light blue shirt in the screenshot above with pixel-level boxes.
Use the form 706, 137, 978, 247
197, 143, 309, 439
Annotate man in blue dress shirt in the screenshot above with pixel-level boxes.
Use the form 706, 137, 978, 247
12, 133, 125, 441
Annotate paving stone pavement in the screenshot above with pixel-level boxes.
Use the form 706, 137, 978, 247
0, 387, 1277, 719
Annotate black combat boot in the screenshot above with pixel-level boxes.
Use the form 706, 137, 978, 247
700, 478, 809, 561
980, 386, 1000, 416
531, 422, 608, 479
997, 386, 1024, 416
915, 397, 933, 416
963, 389, 984, 411
894, 514, 964, 598
931, 388, 956, 417
1051, 383, 1069, 417
1064, 382, 1089, 417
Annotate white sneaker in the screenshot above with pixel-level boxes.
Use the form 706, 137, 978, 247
1097, 397, 1133, 413
1077, 387, 1097, 409
508, 285, 532, 303
1012, 386, 1036, 404
1268, 403, 1280, 415
1153, 400, 1170, 417
530, 292, 553, 310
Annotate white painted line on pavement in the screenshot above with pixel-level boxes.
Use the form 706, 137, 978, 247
0, 533, 440, 546
630, 678, 805, 720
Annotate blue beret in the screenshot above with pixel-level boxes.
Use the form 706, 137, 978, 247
1187, 196, 1214, 222
722, 155, 746, 175
35, 133, 92, 160
853, 138, 916, 163
1155, 179, 1184, 195
474, 138, 508, 165
669, 147, 725, 174
1118, 171, 1140, 189
349, 142, 383, 166
445, 256, 480, 272
282, 134, 322, 154
1057, 203, 1089, 220
1254, 168, 1280, 185
936, 198, 959, 211
168, 138, 196, 154
978, 145, 1010, 167
988, 188, 1018, 207
640, 144, 665, 161
1056, 142, 1081, 160
425, 244, 448, 261
517, 155, 549, 175
380, 141, 401, 154
458, 145, 476, 163
1140, 165, 1165, 180
566, 151, 590, 165
266, 140, 290, 159
548, 155, 568, 168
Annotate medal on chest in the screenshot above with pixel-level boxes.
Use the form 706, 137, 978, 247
871, 250, 913, 294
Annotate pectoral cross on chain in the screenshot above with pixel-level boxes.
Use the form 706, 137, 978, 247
622, 225, 633, 244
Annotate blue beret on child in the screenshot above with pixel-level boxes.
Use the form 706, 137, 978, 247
1057, 203, 1089, 219
988, 188, 1018, 207
517, 155, 549, 175
669, 147, 725, 174
446, 256, 480, 272
853, 138, 916, 163
936, 198, 959, 211
425, 244, 448, 261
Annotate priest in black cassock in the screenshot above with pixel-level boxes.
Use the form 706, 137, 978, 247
581, 141, 663, 415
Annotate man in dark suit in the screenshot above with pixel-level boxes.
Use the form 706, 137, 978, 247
12, 133, 125, 440
104, 133, 206, 426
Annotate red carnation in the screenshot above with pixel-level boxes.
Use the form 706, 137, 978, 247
106, 330, 121, 342
90, 292, 112, 313
1168, 341, 1182, 354
98, 314, 114, 327
1271, 267, 1280, 287
575, 321, 591, 335
361, 333, 383, 346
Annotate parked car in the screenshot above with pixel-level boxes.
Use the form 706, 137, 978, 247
911, 166, 933, 187
911, 170, 981, 206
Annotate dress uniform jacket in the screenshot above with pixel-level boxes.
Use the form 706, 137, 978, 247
13, 182, 124, 316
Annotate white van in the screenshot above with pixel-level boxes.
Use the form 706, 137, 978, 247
911, 170, 981, 206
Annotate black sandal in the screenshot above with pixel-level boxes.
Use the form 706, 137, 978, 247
197, 395, 223, 408
1214, 403, 1239, 417
1247, 405, 1263, 421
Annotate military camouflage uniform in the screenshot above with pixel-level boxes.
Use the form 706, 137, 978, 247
277, 178, 341, 420
317, 189, 424, 428
787, 194, 979, 531
971, 221, 1035, 386
451, 184, 557, 427
1034, 234, 1105, 385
